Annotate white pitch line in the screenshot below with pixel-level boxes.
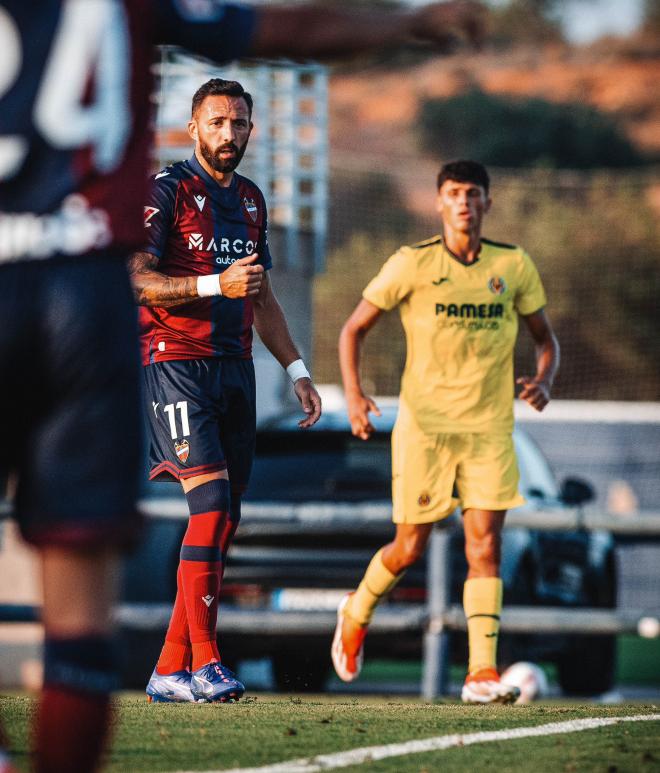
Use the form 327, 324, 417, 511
178, 713, 660, 773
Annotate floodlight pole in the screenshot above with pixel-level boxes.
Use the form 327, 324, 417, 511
422, 524, 452, 700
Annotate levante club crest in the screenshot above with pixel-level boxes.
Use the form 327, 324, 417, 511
488, 276, 507, 295
243, 197, 258, 222
174, 440, 190, 463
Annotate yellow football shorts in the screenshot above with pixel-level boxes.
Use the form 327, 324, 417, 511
391, 422, 525, 524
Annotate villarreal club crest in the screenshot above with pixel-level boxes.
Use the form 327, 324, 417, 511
488, 276, 507, 295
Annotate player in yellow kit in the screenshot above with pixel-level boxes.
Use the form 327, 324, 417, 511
332, 160, 560, 703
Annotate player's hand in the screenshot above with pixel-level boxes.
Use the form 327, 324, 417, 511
219, 253, 264, 298
516, 376, 551, 412
346, 391, 381, 440
410, 1, 488, 50
294, 378, 322, 428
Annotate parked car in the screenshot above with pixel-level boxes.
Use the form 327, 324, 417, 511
124, 401, 616, 695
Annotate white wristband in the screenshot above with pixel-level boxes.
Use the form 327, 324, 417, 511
286, 358, 310, 383
197, 274, 222, 297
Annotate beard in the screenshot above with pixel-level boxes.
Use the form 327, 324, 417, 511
199, 137, 248, 173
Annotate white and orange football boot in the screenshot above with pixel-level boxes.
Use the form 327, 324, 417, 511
461, 667, 521, 704
331, 593, 368, 682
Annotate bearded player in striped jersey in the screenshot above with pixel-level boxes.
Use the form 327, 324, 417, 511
129, 78, 323, 704
333, 160, 560, 704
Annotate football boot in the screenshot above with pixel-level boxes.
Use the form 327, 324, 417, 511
331, 593, 368, 682
190, 661, 245, 703
461, 667, 521, 704
146, 668, 196, 703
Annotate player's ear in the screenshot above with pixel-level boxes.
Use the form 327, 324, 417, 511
187, 119, 198, 143
484, 195, 492, 213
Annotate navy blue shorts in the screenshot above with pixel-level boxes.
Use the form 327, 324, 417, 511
144, 358, 256, 492
0, 256, 142, 550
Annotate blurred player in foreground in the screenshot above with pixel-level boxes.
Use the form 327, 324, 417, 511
0, 0, 486, 769
129, 77, 322, 703
333, 160, 559, 704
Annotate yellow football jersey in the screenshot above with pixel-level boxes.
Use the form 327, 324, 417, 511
363, 236, 547, 433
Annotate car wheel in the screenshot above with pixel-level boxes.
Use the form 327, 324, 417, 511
556, 635, 616, 696
272, 652, 330, 692
499, 555, 536, 666
557, 555, 617, 696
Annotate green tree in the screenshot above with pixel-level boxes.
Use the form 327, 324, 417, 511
419, 89, 646, 169
488, 0, 565, 45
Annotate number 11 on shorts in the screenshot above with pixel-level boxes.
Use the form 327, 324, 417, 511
164, 401, 190, 440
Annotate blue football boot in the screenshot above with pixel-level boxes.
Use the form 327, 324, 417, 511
146, 668, 196, 703
190, 661, 245, 703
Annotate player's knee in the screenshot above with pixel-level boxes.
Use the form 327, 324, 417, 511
465, 532, 501, 572
43, 635, 120, 695
185, 478, 230, 515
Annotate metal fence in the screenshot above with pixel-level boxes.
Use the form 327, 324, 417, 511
313, 162, 660, 402
2, 501, 659, 698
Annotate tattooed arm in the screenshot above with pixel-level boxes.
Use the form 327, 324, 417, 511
128, 252, 197, 308
127, 252, 264, 308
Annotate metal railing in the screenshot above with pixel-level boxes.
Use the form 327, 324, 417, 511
1, 502, 659, 698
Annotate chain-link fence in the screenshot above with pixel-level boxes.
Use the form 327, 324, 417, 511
314, 159, 660, 402
313, 157, 660, 514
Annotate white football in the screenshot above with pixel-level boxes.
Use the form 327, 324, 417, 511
500, 661, 548, 704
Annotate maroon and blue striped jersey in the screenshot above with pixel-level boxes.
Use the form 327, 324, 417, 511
139, 155, 272, 363
0, 0, 255, 264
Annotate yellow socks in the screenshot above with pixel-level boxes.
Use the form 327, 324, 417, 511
463, 577, 503, 674
345, 548, 404, 626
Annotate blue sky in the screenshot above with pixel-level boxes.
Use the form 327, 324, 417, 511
558, 0, 644, 43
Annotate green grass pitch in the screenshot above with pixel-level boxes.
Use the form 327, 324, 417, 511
2, 695, 659, 772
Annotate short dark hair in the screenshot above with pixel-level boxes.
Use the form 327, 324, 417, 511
191, 78, 253, 118
437, 160, 490, 194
